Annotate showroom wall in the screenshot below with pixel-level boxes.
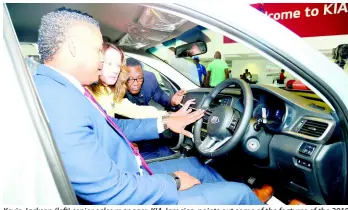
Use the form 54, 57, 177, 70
197, 2, 348, 83
229, 59, 296, 84
200, 34, 348, 59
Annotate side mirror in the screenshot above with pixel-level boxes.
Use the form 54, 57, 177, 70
175, 41, 207, 58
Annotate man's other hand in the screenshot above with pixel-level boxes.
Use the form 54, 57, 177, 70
171, 99, 195, 117
174, 171, 201, 191
167, 109, 205, 138
171, 89, 186, 106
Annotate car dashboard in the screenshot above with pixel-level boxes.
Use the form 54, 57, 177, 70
185, 84, 336, 142
183, 84, 345, 205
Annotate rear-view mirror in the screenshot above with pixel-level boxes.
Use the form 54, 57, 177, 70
175, 41, 207, 58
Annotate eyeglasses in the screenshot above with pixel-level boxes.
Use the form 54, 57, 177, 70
127, 77, 144, 84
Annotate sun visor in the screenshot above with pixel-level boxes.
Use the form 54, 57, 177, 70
138, 7, 187, 32
175, 25, 211, 43
117, 33, 152, 50
117, 23, 152, 49
118, 8, 188, 49
117, 22, 173, 49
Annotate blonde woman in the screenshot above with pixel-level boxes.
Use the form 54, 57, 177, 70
88, 42, 194, 119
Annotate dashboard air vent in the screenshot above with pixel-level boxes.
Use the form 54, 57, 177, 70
298, 119, 328, 138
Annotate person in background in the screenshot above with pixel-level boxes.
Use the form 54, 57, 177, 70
125, 57, 186, 109
206, 51, 229, 87
193, 56, 207, 87
243, 69, 252, 83
278, 69, 286, 84
124, 57, 193, 160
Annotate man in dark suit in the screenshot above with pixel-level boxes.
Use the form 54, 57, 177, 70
125, 57, 185, 108
125, 57, 188, 159
32, 7, 262, 205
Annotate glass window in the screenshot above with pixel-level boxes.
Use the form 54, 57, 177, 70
147, 27, 347, 91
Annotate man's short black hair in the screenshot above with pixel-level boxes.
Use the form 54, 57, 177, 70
126, 57, 142, 68
55, 7, 95, 18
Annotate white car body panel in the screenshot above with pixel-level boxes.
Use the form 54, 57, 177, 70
2, 25, 63, 205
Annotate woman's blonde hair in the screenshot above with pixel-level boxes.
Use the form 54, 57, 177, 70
89, 42, 128, 103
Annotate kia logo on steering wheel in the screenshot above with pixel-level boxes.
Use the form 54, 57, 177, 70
211, 116, 219, 124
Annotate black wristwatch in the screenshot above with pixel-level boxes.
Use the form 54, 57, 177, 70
170, 173, 181, 190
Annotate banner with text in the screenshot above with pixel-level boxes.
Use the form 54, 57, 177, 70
223, 3, 348, 43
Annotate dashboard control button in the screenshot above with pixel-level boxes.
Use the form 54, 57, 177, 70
299, 142, 317, 156
295, 158, 312, 169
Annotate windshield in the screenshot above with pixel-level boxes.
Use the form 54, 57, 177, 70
149, 40, 202, 86
148, 4, 348, 91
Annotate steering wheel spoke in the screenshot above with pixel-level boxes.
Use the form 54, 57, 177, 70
198, 135, 217, 151
227, 110, 241, 134
199, 135, 231, 153
204, 108, 213, 116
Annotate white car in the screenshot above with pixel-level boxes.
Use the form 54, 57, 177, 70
3, 2, 348, 205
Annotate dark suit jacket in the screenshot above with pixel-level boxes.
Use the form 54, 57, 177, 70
126, 70, 172, 108
33, 65, 179, 204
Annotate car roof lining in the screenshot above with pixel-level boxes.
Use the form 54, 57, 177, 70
7, 3, 197, 52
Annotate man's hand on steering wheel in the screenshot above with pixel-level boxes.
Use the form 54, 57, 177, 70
168, 109, 205, 138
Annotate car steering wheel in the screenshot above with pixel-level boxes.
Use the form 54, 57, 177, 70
193, 78, 253, 158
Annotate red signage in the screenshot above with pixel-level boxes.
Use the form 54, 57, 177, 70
223, 3, 348, 44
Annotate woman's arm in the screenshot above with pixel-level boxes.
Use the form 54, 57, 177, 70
114, 98, 168, 119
